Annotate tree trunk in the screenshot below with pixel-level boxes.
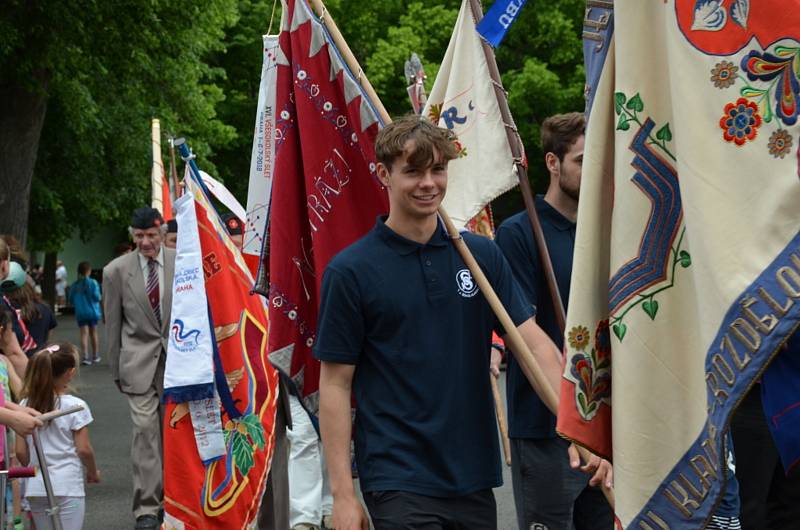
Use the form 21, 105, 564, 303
0, 75, 50, 246
42, 251, 57, 309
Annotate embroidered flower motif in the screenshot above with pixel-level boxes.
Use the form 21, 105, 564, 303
767, 129, 794, 158
453, 139, 468, 158
568, 325, 590, 351
569, 348, 611, 420
710, 60, 739, 89
594, 319, 611, 356
720, 98, 762, 145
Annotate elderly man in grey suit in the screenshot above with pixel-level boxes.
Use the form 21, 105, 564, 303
104, 207, 175, 530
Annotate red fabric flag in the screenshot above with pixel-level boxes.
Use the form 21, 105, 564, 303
162, 168, 174, 218
163, 183, 279, 529
257, 0, 389, 411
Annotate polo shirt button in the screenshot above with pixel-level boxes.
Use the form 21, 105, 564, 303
425, 260, 431, 266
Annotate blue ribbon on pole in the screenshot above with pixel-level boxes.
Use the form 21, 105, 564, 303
476, 0, 528, 48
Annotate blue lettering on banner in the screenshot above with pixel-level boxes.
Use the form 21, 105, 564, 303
440, 107, 468, 130
476, 0, 528, 48
630, 232, 800, 529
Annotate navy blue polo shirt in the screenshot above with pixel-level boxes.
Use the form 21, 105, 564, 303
495, 196, 575, 439
314, 216, 534, 497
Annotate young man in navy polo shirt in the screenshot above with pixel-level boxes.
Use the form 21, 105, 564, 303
495, 113, 613, 530
315, 116, 566, 530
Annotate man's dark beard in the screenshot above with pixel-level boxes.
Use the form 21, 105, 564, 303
560, 180, 580, 202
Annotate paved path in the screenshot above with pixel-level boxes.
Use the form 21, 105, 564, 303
50, 315, 518, 529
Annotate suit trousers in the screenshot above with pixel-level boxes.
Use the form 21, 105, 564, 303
126, 354, 165, 519
258, 380, 291, 530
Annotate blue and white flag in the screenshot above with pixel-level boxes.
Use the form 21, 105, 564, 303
164, 191, 225, 462
476, 0, 527, 48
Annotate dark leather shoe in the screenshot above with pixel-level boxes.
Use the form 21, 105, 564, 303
135, 514, 159, 529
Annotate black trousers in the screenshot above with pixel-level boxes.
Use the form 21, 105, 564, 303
510, 437, 613, 530
364, 489, 496, 530
731, 386, 800, 530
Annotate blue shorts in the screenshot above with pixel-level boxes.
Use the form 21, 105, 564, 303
77, 318, 98, 328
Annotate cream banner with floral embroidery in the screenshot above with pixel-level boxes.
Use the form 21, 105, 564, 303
423, 0, 518, 228
557, 1, 800, 528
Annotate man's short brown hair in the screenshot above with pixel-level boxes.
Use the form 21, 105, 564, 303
541, 112, 585, 162
375, 115, 459, 171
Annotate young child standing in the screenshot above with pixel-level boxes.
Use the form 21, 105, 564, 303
15, 343, 100, 530
67, 262, 102, 365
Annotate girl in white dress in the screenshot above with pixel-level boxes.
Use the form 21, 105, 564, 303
15, 342, 100, 530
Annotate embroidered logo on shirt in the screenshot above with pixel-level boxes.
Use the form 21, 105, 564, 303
455, 269, 479, 298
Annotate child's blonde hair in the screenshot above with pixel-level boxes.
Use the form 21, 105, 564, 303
22, 342, 79, 414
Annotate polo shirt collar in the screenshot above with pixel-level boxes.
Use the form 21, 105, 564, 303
375, 216, 450, 255
537, 196, 575, 232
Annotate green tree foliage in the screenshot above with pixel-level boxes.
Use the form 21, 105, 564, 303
211, 0, 278, 203
2, 0, 586, 251
1, 1, 237, 250
211, 0, 585, 223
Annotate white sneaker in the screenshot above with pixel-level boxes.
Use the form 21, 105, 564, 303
93, 355, 102, 364
80, 359, 91, 366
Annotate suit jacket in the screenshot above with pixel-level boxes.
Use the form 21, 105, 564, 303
103, 248, 176, 394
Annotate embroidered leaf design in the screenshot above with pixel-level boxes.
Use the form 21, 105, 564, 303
617, 114, 631, 131
656, 123, 673, 142
679, 250, 692, 268
612, 323, 627, 341
242, 414, 266, 449
428, 103, 443, 124
642, 299, 659, 320
626, 93, 644, 113
614, 92, 627, 115
691, 0, 727, 32
577, 392, 589, 415
231, 429, 255, 477
730, 0, 749, 29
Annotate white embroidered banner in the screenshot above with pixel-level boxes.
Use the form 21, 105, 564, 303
423, 0, 518, 227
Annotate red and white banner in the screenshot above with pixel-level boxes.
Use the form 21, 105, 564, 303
254, 0, 389, 412
163, 175, 279, 529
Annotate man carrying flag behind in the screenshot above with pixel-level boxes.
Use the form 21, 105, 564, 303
315, 116, 566, 530
496, 112, 613, 530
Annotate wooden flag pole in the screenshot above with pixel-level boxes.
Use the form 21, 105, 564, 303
306, 0, 559, 414
491, 374, 512, 466
465, 0, 614, 506
466, 0, 567, 336
400, 50, 513, 464
151, 118, 164, 212
306, 0, 613, 506
168, 136, 181, 201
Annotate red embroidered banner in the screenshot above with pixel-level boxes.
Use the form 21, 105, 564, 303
256, 0, 389, 411
164, 183, 279, 529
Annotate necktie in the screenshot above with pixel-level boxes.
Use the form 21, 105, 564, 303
147, 259, 161, 326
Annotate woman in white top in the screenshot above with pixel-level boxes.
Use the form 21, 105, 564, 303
15, 342, 100, 530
